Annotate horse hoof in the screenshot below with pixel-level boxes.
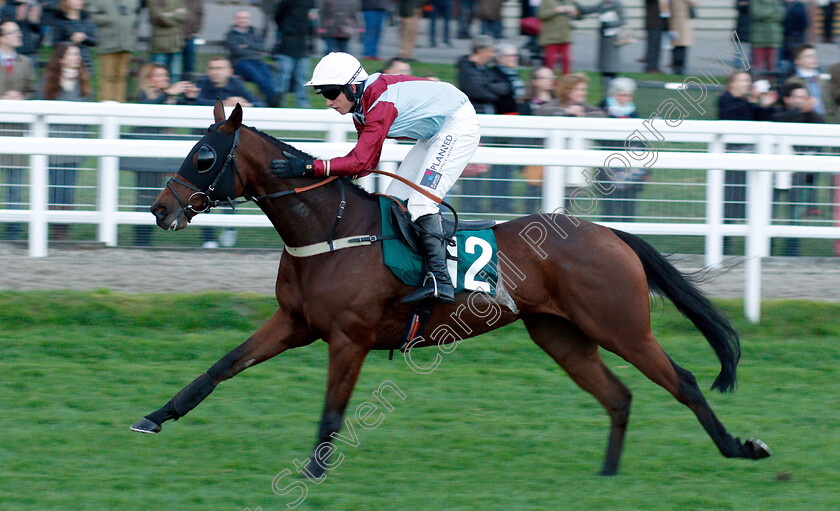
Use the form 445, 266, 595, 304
747, 438, 772, 459
130, 418, 162, 434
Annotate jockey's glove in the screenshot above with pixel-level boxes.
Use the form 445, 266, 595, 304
270, 151, 314, 178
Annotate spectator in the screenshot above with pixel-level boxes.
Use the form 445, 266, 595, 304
135, 62, 198, 104
523, 66, 556, 114
599, 76, 638, 118
534, 72, 606, 117
537, 0, 578, 75
780, 0, 808, 74
40, 0, 58, 45
669, 0, 696, 75
40, 42, 91, 241
535, 73, 605, 211
598, 77, 647, 222
493, 42, 524, 114
822, 0, 838, 42
734, 0, 749, 44
125, 62, 198, 246
194, 56, 264, 107
717, 70, 776, 253
784, 44, 830, 117
274, 0, 314, 108
380, 56, 411, 75
1, 0, 42, 58
181, 0, 203, 77
362, 0, 388, 59
149, 0, 187, 81
226, 9, 282, 107
456, 34, 510, 114
318, 0, 358, 55
749, 0, 784, 73
398, 0, 421, 60
577, 0, 625, 90
88, 0, 138, 102
0, 20, 35, 100
486, 42, 525, 214
53, 0, 96, 70
0, 19, 36, 240
770, 81, 824, 256
477, 0, 502, 39
456, 0, 475, 39
519, 66, 557, 207
643, 0, 669, 73
428, 0, 452, 47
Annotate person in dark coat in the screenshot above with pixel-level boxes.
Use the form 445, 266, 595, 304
770, 81, 824, 256
455, 34, 511, 114
274, 0, 314, 108
643, 0, 668, 73
226, 9, 281, 107
780, 0, 809, 75
1, 0, 42, 58
734, 0, 750, 42
194, 56, 264, 107
717, 70, 777, 254
52, 0, 97, 70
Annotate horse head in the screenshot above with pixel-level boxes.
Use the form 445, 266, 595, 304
150, 99, 246, 231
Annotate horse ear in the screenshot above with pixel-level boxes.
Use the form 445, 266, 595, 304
226, 103, 243, 130
213, 98, 225, 123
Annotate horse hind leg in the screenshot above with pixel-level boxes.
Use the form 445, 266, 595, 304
608, 330, 772, 461
523, 314, 633, 476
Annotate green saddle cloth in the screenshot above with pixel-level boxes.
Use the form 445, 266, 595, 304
378, 196, 498, 296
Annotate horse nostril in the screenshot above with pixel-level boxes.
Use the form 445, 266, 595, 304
151, 203, 167, 221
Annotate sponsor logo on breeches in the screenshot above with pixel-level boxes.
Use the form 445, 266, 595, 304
421, 134, 455, 190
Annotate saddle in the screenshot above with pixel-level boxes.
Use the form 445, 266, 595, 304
388, 200, 495, 255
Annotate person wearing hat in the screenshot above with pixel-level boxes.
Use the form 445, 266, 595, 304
270, 52, 481, 304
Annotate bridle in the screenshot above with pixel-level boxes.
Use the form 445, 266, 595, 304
165, 123, 244, 218
165, 123, 340, 221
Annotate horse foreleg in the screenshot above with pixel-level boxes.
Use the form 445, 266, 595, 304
298, 333, 370, 481
131, 308, 314, 434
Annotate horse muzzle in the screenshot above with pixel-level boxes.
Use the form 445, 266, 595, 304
150, 199, 192, 231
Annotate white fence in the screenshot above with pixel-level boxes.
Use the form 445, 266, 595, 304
1, 100, 839, 321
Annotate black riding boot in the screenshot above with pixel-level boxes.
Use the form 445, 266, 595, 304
401, 213, 455, 304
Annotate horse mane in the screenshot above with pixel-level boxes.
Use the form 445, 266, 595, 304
244, 125, 377, 201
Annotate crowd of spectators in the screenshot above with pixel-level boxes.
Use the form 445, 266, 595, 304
1, 1, 840, 252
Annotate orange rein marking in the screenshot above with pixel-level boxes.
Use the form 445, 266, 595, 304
367, 169, 443, 204
293, 175, 339, 193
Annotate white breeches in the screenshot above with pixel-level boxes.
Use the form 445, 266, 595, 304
385, 102, 481, 220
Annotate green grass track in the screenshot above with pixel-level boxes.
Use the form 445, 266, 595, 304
1, 291, 838, 510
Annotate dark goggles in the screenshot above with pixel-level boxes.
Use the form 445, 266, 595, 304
315, 85, 344, 101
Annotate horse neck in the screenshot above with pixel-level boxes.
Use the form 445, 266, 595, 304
239, 134, 379, 247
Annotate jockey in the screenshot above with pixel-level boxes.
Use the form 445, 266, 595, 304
271, 52, 481, 305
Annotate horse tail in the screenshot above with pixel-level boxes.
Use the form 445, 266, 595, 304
610, 228, 741, 393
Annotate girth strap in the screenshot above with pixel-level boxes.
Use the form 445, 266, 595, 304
284, 234, 397, 258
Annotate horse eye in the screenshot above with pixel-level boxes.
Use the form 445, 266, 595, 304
196, 145, 216, 173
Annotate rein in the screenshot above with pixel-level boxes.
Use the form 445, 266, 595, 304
169, 126, 457, 254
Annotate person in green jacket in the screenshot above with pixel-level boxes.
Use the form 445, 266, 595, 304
88, 0, 139, 102
750, 0, 785, 72
149, 0, 187, 80
537, 0, 578, 75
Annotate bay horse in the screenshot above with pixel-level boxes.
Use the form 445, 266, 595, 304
132, 101, 771, 477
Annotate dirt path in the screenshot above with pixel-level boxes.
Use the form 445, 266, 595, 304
1, 244, 838, 301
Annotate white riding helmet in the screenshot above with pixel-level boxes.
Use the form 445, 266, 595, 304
305, 52, 369, 88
